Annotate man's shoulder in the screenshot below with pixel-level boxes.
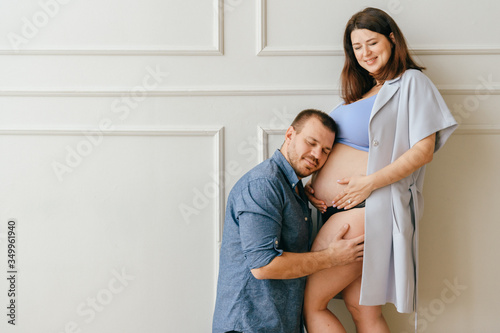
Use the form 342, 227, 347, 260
231, 159, 286, 197
243, 158, 284, 185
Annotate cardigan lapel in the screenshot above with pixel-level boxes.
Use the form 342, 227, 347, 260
369, 76, 402, 122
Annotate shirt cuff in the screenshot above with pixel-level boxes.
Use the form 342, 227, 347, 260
244, 236, 283, 270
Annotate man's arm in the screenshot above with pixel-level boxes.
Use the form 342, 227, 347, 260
251, 224, 364, 280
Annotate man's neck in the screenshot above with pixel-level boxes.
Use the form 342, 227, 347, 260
278, 148, 302, 180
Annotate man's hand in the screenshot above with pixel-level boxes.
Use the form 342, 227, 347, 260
325, 224, 364, 266
305, 183, 327, 213
250, 225, 364, 280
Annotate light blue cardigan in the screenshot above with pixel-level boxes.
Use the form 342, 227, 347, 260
356, 69, 458, 313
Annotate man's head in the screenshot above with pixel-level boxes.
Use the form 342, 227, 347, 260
281, 109, 337, 179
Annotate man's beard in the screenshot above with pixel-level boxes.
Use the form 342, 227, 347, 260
287, 142, 319, 178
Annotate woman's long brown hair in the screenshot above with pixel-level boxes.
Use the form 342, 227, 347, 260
341, 7, 424, 104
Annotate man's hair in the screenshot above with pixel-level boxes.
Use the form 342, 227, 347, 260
290, 109, 338, 135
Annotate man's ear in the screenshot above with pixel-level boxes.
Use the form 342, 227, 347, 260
281, 126, 295, 152
284, 126, 295, 142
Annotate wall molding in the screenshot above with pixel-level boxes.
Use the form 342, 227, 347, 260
436, 85, 500, 96
454, 125, 500, 135
0, 126, 225, 293
1, 85, 499, 97
256, 0, 268, 58
258, 127, 286, 162
257, 0, 500, 56
0, 0, 224, 56
0, 87, 337, 97
257, 46, 500, 57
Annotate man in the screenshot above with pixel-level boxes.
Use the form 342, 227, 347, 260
212, 109, 365, 333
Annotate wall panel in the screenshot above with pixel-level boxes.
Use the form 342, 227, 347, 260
0, 0, 224, 55
0, 128, 223, 332
0, 0, 499, 331
259, 0, 500, 55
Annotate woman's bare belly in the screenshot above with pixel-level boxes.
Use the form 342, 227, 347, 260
311, 143, 368, 205
311, 143, 368, 250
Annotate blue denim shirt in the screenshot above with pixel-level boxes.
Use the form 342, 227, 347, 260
213, 150, 312, 333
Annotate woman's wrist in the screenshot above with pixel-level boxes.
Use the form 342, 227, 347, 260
366, 173, 380, 193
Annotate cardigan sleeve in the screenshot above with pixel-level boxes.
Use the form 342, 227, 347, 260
405, 70, 458, 152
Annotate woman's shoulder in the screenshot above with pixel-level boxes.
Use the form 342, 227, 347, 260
400, 69, 431, 83
396, 69, 440, 93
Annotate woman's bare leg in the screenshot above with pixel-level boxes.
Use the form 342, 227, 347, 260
304, 209, 364, 333
342, 277, 390, 333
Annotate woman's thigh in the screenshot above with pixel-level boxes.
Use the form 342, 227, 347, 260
305, 208, 365, 307
342, 277, 383, 321
312, 208, 365, 252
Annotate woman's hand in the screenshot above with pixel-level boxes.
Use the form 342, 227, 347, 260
332, 174, 374, 210
304, 184, 327, 213
332, 134, 437, 210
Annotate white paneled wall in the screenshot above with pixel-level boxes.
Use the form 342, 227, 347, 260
0, 0, 223, 54
0, 0, 499, 332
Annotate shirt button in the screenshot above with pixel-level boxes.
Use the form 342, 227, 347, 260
305, 217, 308, 221
372, 140, 379, 147
275, 240, 278, 245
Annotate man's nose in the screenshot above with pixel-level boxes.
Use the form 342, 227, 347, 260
311, 147, 321, 160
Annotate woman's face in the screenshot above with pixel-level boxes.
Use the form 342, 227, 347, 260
351, 29, 394, 75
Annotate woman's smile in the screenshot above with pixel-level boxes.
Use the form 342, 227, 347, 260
351, 29, 394, 75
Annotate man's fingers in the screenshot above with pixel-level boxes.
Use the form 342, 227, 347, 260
311, 198, 325, 205
335, 224, 350, 240
308, 196, 324, 206
304, 187, 325, 206
351, 234, 365, 244
350, 234, 365, 245
305, 193, 326, 210
305, 192, 318, 203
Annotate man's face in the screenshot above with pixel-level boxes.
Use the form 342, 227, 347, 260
283, 117, 335, 178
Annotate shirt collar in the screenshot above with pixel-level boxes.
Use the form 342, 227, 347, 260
271, 149, 300, 189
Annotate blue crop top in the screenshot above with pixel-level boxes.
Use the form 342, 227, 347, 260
329, 94, 377, 152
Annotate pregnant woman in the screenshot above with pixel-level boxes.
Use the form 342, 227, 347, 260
303, 7, 457, 332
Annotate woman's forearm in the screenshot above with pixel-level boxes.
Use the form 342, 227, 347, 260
333, 133, 436, 209
368, 133, 436, 191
